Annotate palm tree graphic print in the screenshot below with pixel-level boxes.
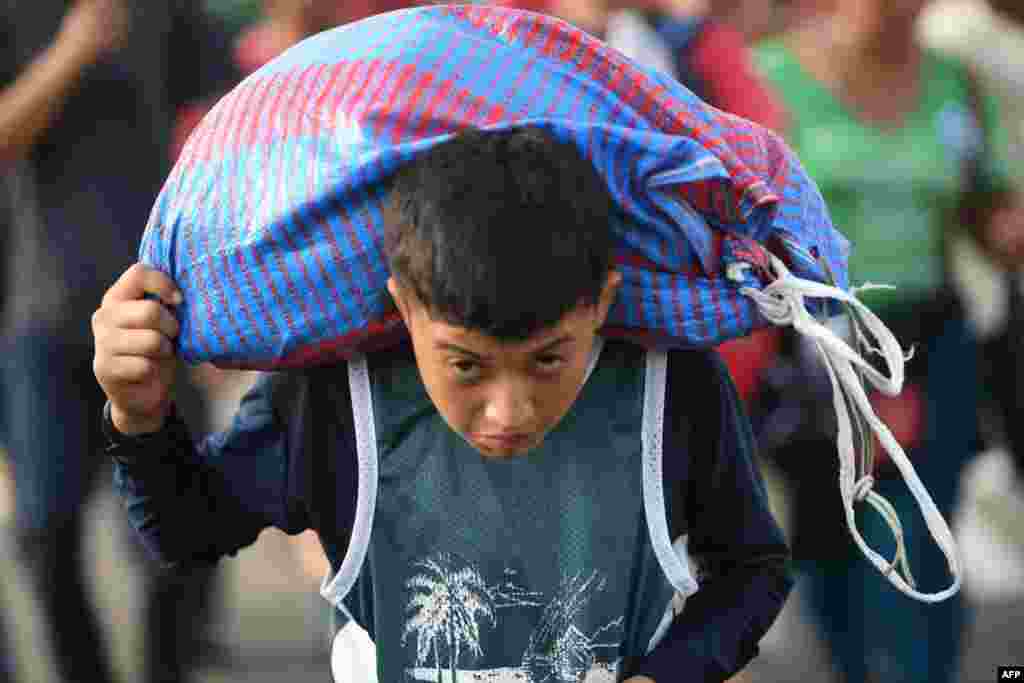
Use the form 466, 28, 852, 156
402, 553, 622, 683
402, 553, 497, 682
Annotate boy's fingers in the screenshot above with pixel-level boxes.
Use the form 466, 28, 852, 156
112, 299, 181, 339
104, 263, 183, 307
103, 355, 162, 384
106, 328, 175, 359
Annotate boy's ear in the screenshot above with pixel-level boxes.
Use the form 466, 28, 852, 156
595, 270, 622, 328
387, 277, 410, 324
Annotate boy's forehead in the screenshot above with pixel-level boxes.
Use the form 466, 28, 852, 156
417, 307, 590, 357
429, 318, 572, 349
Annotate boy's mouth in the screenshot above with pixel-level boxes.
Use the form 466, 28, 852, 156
471, 432, 533, 452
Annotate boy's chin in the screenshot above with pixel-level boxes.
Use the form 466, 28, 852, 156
463, 432, 543, 459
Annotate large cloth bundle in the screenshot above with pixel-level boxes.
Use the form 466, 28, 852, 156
139, 3, 847, 370
139, 4, 964, 604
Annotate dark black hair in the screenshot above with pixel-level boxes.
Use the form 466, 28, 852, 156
384, 126, 616, 341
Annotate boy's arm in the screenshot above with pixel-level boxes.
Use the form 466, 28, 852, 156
630, 350, 795, 683
107, 370, 321, 571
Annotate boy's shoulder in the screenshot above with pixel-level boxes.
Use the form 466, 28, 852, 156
258, 363, 352, 424
599, 337, 727, 379
598, 339, 733, 420
667, 345, 731, 386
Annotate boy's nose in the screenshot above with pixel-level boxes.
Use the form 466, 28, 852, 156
483, 384, 537, 432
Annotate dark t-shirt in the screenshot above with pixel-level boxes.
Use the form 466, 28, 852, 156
109, 343, 794, 681
0, 1, 237, 341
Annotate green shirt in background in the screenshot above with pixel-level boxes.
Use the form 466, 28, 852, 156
753, 42, 1011, 311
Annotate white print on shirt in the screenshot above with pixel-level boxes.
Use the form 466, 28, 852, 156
401, 553, 624, 683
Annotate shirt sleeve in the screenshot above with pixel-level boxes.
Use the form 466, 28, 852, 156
631, 349, 795, 682
110, 369, 347, 571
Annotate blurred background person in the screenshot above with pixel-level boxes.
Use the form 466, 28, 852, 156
921, 0, 1024, 531
921, 0, 1024, 170
751, 0, 1024, 681
0, 1, 237, 681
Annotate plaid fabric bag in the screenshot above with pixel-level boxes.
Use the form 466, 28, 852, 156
139, 4, 847, 370
138, 4, 967, 605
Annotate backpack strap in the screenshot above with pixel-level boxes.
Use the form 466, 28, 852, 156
642, 348, 700, 601
319, 355, 379, 611
639, 346, 701, 661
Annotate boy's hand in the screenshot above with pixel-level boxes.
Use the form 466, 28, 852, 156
93, 264, 183, 436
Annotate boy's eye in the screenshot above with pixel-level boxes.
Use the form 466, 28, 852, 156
536, 354, 566, 371
451, 359, 480, 379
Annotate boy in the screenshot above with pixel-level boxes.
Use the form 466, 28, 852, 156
93, 126, 793, 682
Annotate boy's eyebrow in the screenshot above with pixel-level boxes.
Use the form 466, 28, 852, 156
435, 335, 574, 360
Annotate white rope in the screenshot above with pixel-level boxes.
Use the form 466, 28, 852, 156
738, 254, 962, 603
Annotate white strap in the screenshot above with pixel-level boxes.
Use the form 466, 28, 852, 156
642, 350, 700, 601
320, 356, 379, 609
331, 620, 378, 683
738, 254, 963, 603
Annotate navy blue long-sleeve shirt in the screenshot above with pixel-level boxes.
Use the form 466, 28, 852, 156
108, 345, 792, 682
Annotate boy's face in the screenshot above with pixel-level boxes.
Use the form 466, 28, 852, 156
387, 271, 622, 459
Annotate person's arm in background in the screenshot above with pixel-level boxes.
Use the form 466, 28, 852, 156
947, 51, 1024, 296
921, 0, 1024, 96
973, 51, 1024, 257
629, 350, 795, 683
0, 0, 128, 164
961, 65, 1024, 482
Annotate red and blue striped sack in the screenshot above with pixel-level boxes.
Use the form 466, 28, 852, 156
140, 4, 972, 603
139, 3, 849, 370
